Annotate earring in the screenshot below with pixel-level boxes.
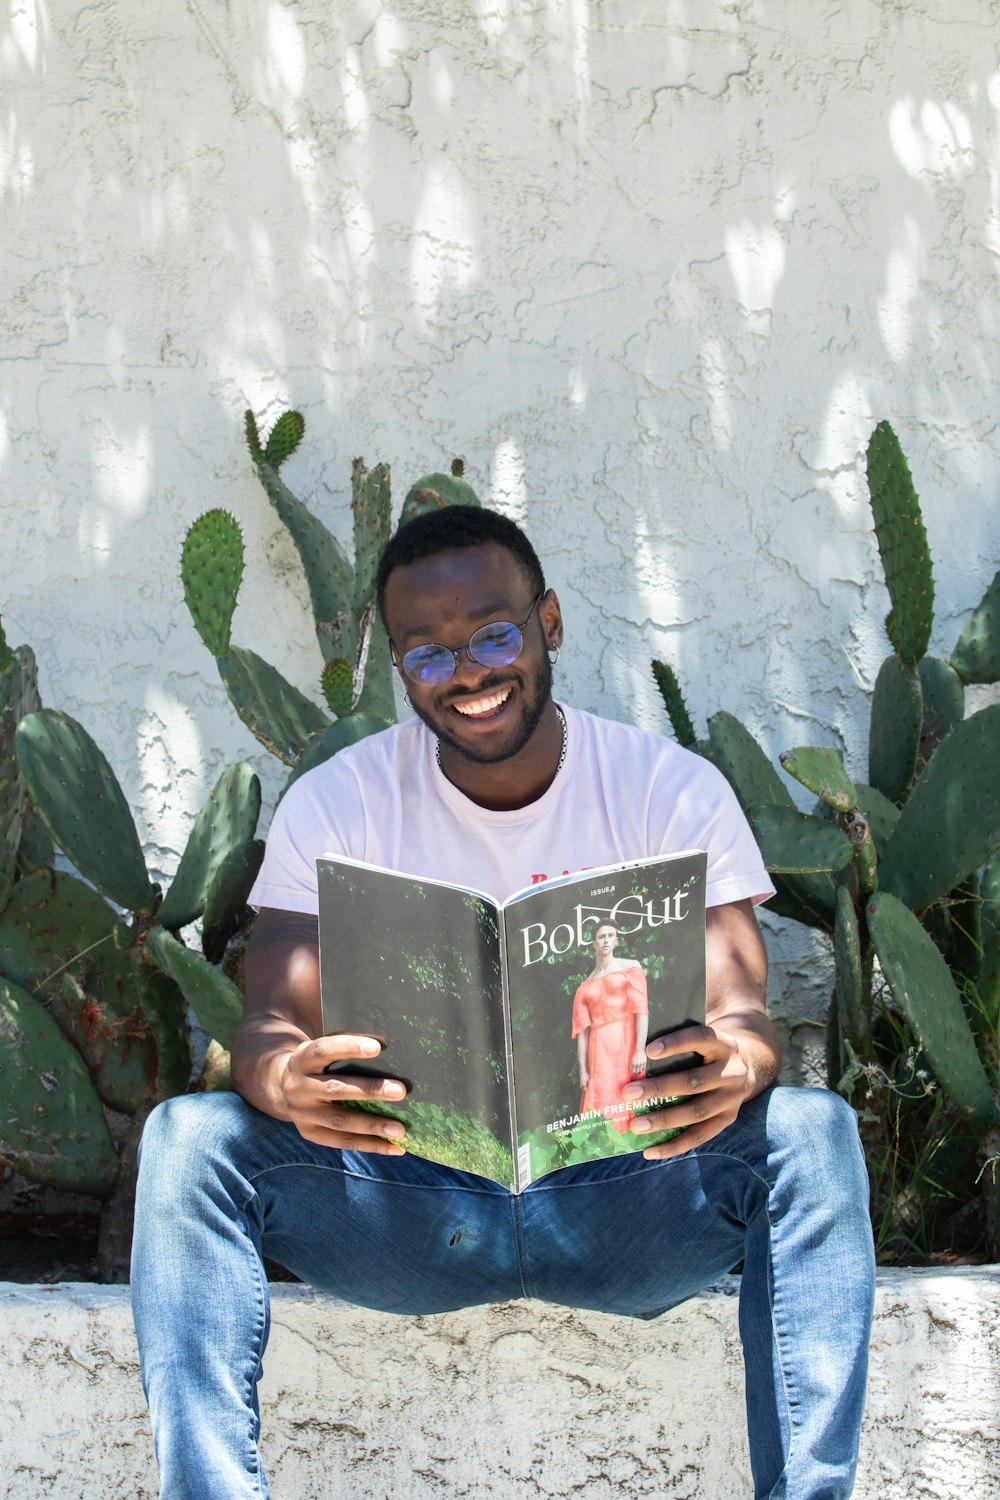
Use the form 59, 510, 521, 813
547, 646, 560, 666
403, 692, 413, 708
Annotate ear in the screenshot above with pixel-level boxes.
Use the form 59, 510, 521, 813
540, 588, 563, 650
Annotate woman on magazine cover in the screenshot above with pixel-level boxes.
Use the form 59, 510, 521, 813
571, 921, 648, 1132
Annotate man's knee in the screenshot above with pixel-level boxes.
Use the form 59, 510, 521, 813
762, 1085, 869, 1201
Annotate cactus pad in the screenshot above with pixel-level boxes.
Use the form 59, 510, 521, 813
399, 469, 482, 525
263, 410, 305, 469
181, 510, 245, 657
747, 802, 854, 874
865, 421, 934, 665
834, 884, 868, 1058
131, 953, 194, 1098
651, 660, 697, 749
707, 712, 793, 813
218, 647, 330, 766
0, 976, 118, 1193
0, 640, 43, 908
918, 656, 965, 756
158, 761, 261, 931
951, 567, 1000, 685
867, 891, 996, 1131
16, 709, 157, 912
779, 746, 857, 813
144, 927, 244, 1050
281, 712, 392, 796
868, 653, 922, 805
878, 702, 1000, 912
852, 783, 899, 854
321, 657, 355, 718
201, 837, 265, 964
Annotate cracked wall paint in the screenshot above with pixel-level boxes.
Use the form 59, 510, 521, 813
2, 3, 1000, 1055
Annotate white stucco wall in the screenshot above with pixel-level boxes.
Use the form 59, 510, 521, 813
3, 2, 1000, 1051
3, 1271, 1000, 1498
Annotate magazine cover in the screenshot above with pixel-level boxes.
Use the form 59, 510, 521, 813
317, 850, 707, 1191
501, 853, 707, 1185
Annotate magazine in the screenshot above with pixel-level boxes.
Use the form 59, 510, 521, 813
317, 849, 707, 1192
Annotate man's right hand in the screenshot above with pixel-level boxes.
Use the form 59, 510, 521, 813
279, 1034, 409, 1154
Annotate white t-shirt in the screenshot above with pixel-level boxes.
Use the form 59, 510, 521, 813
249, 705, 774, 914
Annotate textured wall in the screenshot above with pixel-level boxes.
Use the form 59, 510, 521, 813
3, 2, 1000, 1054
3, 1272, 1000, 1498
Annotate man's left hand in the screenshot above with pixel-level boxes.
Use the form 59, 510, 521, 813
623, 1022, 751, 1159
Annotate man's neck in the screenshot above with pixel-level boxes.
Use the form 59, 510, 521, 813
436, 700, 565, 811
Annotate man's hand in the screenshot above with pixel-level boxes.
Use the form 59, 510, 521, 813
233, 908, 409, 1154
280, 1034, 409, 1155
623, 898, 780, 1160
623, 1022, 750, 1158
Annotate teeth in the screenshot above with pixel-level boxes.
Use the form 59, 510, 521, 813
454, 688, 512, 717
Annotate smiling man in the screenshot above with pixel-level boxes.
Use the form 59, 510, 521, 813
131, 506, 875, 1500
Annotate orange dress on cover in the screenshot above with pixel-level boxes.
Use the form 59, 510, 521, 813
571, 962, 648, 1132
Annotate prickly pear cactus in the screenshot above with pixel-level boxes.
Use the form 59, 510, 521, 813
399, 459, 482, 525
16, 709, 158, 913
181, 510, 244, 657
866, 421, 934, 666
951, 567, 1000, 685
321, 658, 355, 718
651, 660, 697, 749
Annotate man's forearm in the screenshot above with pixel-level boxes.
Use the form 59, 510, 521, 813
230, 1016, 309, 1122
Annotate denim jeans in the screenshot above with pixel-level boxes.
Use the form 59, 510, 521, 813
131, 1085, 874, 1499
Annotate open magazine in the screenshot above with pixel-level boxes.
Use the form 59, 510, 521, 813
317, 849, 707, 1192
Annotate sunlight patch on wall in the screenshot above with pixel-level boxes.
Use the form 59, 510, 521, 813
490, 436, 527, 526
5, 0, 48, 73
0, 114, 33, 195
889, 96, 974, 181
410, 162, 480, 329
723, 221, 786, 320
77, 422, 154, 560
264, 2, 306, 100
138, 685, 209, 858
878, 216, 921, 365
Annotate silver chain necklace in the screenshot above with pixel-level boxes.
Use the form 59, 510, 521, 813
435, 704, 567, 780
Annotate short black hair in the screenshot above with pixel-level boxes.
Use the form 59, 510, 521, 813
375, 505, 546, 626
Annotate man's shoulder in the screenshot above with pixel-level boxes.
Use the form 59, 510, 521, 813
276, 719, 428, 816
566, 705, 707, 772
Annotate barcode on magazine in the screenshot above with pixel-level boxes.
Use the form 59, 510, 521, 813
517, 1141, 532, 1189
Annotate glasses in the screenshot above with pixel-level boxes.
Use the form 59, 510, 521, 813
392, 594, 545, 686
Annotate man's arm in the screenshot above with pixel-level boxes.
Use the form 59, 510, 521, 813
231, 907, 409, 1155
622, 897, 780, 1159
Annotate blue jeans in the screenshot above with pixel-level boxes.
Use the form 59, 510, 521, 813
131, 1085, 874, 1499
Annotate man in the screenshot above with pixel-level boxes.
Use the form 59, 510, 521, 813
132, 506, 875, 1499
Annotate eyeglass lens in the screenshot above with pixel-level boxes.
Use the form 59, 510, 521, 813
403, 620, 523, 684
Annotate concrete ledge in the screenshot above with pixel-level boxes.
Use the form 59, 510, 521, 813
3, 1269, 999, 1498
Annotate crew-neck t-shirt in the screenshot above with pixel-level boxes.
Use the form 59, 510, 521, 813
248, 705, 774, 915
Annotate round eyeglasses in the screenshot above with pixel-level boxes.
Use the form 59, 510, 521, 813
392, 594, 545, 686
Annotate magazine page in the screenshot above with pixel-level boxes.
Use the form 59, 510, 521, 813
317, 858, 515, 1187
501, 851, 707, 1188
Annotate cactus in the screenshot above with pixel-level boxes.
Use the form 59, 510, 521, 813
868, 655, 922, 805
399, 458, 482, 525
950, 567, 1000, 685
144, 926, 245, 1050
866, 420, 934, 666
181, 414, 486, 793
779, 746, 857, 813
652, 421, 1000, 1257
200, 837, 264, 963
650, 660, 697, 750
867, 892, 996, 1130
0, 975, 119, 1194
0, 644, 266, 1273
16, 710, 159, 913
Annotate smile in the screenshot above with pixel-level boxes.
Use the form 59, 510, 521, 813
452, 687, 513, 718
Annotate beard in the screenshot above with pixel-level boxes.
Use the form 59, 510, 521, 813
409, 652, 554, 766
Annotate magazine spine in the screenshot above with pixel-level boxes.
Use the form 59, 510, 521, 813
497, 908, 522, 1193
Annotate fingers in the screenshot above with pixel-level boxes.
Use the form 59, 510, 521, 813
624, 1026, 749, 1159
282, 1034, 410, 1155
